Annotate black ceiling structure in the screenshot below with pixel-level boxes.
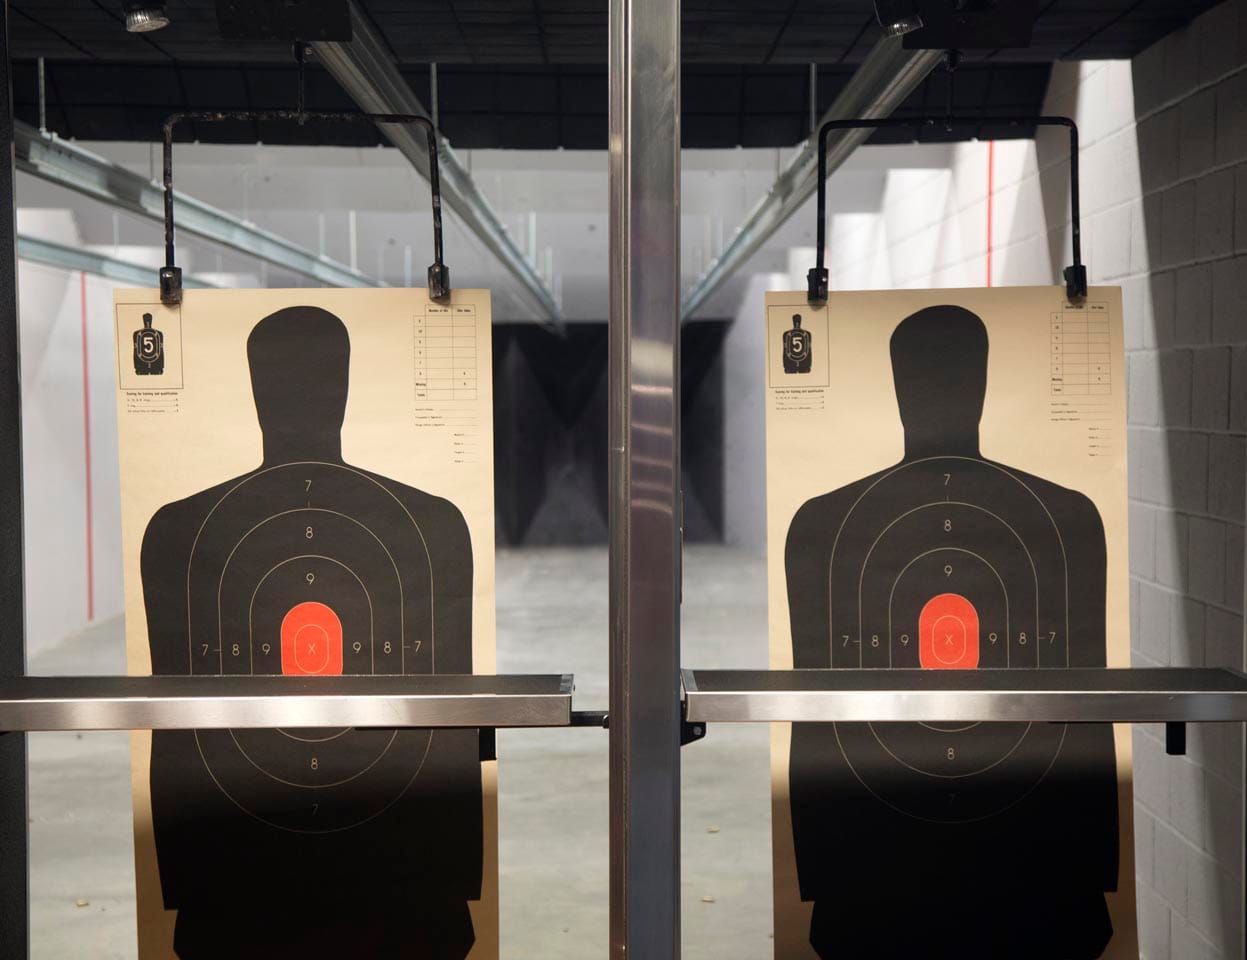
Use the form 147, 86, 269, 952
10, 0, 1223, 150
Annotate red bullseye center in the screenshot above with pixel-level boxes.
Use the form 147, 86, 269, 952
918, 593, 980, 670
930, 614, 968, 664
280, 601, 344, 676
292, 624, 330, 672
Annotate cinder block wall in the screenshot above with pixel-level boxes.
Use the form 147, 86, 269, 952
1122, 5, 1246, 957
826, 3, 1247, 955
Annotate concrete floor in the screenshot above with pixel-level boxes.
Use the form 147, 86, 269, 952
26, 545, 773, 958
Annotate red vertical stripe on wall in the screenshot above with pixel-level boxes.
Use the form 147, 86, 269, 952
80, 271, 94, 621
986, 140, 995, 288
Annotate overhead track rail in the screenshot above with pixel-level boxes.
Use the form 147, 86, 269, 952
680, 38, 943, 321
312, 3, 565, 330
14, 121, 375, 290
16, 235, 218, 291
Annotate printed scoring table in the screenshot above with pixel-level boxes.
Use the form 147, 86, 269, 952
1050, 301, 1110, 396
414, 303, 478, 401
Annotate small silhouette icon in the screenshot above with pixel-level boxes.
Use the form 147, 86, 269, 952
782, 313, 812, 374
133, 313, 165, 375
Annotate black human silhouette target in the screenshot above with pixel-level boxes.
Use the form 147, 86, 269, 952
784, 305, 1119, 959
185, 459, 443, 832
139, 306, 481, 958
822, 454, 1079, 823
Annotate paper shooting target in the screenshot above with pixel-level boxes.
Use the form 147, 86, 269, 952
135, 304, 483, 939
823, 454, 1073, 823
780, 303, 1122, 959
184, 460, 440, 833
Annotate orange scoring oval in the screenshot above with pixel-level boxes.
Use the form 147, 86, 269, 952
280, 601, 344, 676
918, 592, 980, 670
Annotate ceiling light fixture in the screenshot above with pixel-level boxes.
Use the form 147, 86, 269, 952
122, 0, 170, 33
873, 0, 925, 37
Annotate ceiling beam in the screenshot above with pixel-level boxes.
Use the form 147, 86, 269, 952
313, 4, 565, 329
680, 38, 943, 320
17, 235, 218, 290
14, 121, 376, 290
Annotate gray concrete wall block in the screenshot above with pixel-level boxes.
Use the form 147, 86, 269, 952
1163, 182, 1198, 268
1157, 510, 1191, 589
1140, 107, 1183, 195
1204, 604, 1245, 669
1168, 757, 1210, 848
1131, 350, 1164, 426
1210, 254, 1247, 345
1137, 802, 1158, 888
1237, 164, 1247, 254
1208, 433, 1246, 521
1167, 27, 1204, 116
1186, 846, 1243, 956
1226, 522, 1244, 614
1138, 881, 1173, 960
1133, 38, 1169, 119
1140, 579, 1175, 662
1215, 70, 1247, 167
1202, 772, 1244, 873
1146, 190, 1167, 281
1137, 724, 1175, 818
1195, 169, 1236, 260
1170, 915, 1220, 960
1124, 275, 1153, 351
1150, 270, 1179, 349
1094, 203, 1134, 280
1132, 500, 1159, 577
1129, 426, 1152, 500
1189, 515, 1229, 604
1168, 430, 1211, 514
1199, 0, 1245, 85
1176, 263, 1214, 345
1191, 347, 1232, 430
1155, 819, 1192, 912
1180, 87, 1218, 180
1232, 346, 1247, 431
1159, 348, 1194, 427
1173, 595, 1208, 667
1147, 266, 1177, 346
1189, 721, 1244, 786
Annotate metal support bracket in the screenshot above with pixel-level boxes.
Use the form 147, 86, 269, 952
479, 726, 497, 762
809, 114, 1086, 305
160, 107, 448, 306
680, 716, 707, 747
1166, 721, 1187, 756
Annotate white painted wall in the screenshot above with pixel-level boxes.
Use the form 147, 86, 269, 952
17, 212, 126, 662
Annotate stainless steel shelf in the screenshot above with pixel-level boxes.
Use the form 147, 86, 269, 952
682, 668, 1247, 724
0, 674, 574, 732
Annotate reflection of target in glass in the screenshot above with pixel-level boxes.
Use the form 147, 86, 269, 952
825, 455, 1072, 823
185, 460, 438, 833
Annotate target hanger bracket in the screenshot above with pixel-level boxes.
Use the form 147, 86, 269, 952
806, 113, 1087, 305
159, 41, 449, 305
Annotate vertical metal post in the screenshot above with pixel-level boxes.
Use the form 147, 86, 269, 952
608, 0, 681, 955
35, 58, 44, 134
429, 62, 440, 138
808, 63, 817, 136
0, 3, 28, 957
